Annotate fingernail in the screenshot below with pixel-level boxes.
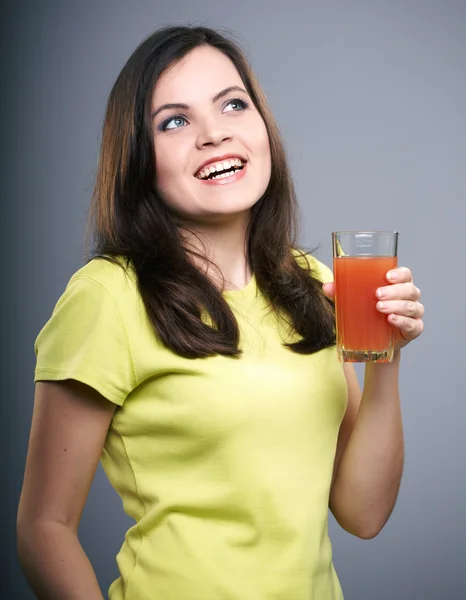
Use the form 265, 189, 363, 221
387, 271, 396, 281
376, 288, 385, 298
377, 301, 384, 309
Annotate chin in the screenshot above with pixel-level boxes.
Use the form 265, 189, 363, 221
165, 184, 266, 224
207, 198, 260, 218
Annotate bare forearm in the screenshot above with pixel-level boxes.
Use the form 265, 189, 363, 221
17, 521, 104, 600
330, 351, 404, 538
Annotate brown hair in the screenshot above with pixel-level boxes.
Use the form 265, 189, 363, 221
86, 25, 335, 358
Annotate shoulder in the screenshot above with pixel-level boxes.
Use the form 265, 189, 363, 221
70, 257, 135, 288
291, 248, 334, 284
69, 256, 137, 294
49, 256, 142, 326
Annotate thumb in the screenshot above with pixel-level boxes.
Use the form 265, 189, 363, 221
322, 281, 335, 299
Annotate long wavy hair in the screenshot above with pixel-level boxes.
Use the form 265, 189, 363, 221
85, 25, 335, 359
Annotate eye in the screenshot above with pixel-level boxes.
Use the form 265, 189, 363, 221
160, 115, 188, 131
223, 98, 249, 113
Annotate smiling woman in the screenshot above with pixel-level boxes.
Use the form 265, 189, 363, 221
151, 47, 272, 224
16, 23, 423, 600
85, 25, 335, 358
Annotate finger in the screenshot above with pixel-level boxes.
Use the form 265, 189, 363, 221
322, 281, 335, 299
388, 314, 424, 339
387, 266, 412, 283
377, 282, 421, 301
377, 300, 425, 319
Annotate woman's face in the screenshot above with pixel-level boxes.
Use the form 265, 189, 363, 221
151, 45, 272, 225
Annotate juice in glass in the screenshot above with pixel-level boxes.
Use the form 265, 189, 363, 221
334, 255, 397, 362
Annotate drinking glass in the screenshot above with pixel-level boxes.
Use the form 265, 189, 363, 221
332, 231, 399, 363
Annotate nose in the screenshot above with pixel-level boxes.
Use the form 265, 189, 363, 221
195, 116, 232, 149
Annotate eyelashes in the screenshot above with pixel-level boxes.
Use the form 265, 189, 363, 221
158, 97, 250, 132
159, 115, 187, 131
224, 98, 249, 113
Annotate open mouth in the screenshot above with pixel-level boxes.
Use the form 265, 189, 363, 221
195, 158, 246, 181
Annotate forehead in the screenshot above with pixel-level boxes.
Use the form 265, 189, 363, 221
151, 45, 244, 107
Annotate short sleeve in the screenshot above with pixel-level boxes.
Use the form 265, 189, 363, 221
34, 276, 137, 406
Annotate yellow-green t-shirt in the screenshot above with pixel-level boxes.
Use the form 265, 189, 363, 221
34, 254, 348, 600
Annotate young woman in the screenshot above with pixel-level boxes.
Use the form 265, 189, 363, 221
17, 26, 424, 600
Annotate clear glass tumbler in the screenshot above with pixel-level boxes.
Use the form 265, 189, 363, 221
332, 231, 399, 363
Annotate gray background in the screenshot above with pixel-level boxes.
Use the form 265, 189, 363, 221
2, 0, 465, 598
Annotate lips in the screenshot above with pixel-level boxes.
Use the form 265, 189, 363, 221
197, 162, 247, 186
194, 154, 247, 179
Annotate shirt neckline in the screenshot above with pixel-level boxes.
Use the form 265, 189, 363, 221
222, 274, 257, 298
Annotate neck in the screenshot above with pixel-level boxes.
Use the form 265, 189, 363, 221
179, 212, 252, 291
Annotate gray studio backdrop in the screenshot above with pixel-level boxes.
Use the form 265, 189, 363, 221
2, 0, 465, 598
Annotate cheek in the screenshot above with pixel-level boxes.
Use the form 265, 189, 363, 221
257, 124, 272, 176
155, 157, 170, 191
154, 138, 191, 198
255, 118, 271, 153
155, 155, 184, 202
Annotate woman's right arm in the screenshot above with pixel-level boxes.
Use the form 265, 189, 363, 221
17, 379, 117, 600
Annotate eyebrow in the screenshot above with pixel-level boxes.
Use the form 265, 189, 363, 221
151, 85, 248, 120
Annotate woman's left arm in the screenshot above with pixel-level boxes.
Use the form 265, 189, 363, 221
324, 266, 424, 539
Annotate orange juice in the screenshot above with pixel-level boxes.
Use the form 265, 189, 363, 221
334, 256, 397, 362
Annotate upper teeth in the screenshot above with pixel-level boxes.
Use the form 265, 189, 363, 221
197, 158, 244, 179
